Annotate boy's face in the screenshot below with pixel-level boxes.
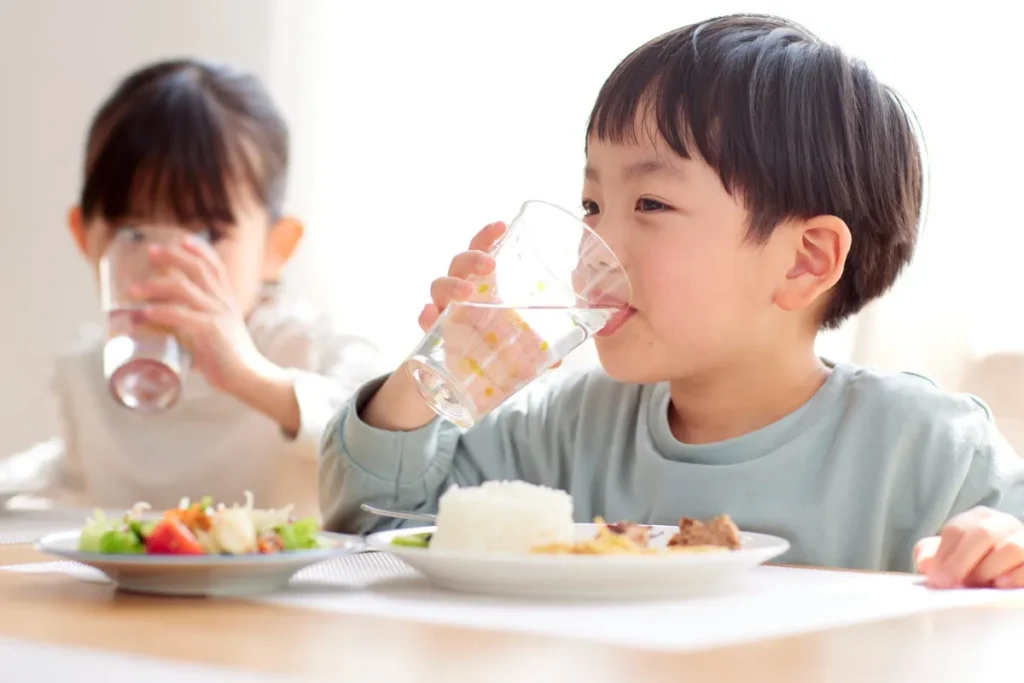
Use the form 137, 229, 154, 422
582, 131, 800, 384
69, 193, 301, 316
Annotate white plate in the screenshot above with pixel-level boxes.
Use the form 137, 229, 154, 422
36, 530, 365, 597
368, 523, 789, 600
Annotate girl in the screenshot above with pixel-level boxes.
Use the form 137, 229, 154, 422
1, 59, 381, 516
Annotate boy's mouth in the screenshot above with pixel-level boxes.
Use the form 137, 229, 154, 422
596, 306, 637, 337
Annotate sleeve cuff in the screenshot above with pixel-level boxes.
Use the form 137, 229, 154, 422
339, 375, 458, 483
288, 369, 345, 447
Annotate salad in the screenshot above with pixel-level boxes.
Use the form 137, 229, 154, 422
390, 531, 432, 549
78, 492, 327, 556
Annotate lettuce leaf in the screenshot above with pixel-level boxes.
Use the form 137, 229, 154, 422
98, 529, 145, 554
78, 510, 115, 553
276, 517, 322, 550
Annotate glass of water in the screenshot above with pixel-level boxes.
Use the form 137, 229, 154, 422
99, 225, 194, 413
404, 200, 632, 428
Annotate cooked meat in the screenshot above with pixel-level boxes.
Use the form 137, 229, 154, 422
668, 514, 742, 550
605, 521, 651, 547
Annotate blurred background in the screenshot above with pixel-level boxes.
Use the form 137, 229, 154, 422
0, 0, 1022, 458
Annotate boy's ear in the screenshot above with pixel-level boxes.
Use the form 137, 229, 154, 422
773, 215, 852, 313
262, 216, 304, 280
67, 205, 89, 257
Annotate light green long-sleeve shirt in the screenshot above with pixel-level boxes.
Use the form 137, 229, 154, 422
319, 362, 1024, 572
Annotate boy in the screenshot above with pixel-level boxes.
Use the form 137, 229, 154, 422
320, 15, 1024, 587
1, 59, 381, 516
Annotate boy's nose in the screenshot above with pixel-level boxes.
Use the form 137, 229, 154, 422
580, 235, 618, 270
586, 216, 630, 263
573, 234, 632, 306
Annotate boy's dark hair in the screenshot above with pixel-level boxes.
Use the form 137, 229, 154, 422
81, 58, 288, 227
587, 14, 923, 328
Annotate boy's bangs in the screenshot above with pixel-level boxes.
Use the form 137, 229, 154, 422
586, 43, 720, 179
81, 85, 269, 227
585, 18, 826, 240
587, 64, 753, 227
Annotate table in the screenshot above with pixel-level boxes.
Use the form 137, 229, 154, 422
0, 544, 48, 565
1, 545, 1023, 681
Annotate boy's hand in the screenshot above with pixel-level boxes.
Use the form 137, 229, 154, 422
362, 220, 558, 432
360, 221, 509, 432
133, 236, 277, 396
422, 221, 558, 415
416, 221, 506, 332
914, 506, 1024, 589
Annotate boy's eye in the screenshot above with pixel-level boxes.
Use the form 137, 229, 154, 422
636, 197, 670, 212
581, 199, 600, 216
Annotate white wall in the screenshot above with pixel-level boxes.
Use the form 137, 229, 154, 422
0, 0, 275, 456
1, 0, 1020, 460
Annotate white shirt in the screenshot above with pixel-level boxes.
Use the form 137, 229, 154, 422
0, 296, 383, 518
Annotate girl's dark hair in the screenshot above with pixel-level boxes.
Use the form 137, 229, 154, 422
587, 14, 924, 329
80, 58, 288, 227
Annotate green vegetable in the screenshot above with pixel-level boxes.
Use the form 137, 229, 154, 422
390, 532, 432, 548
98, 529, 145, 554
276, 517, 323, 551
78, 510, 114, 553
129, 520, 157, 543
199, 495, 213, 510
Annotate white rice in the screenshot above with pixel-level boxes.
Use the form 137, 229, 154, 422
429, 480, 575, 553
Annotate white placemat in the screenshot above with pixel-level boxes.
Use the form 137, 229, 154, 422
3, 554, 1015, 653
0, 636, 303, 682
262, 562, 1014, 652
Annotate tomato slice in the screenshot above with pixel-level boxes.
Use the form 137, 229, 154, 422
145, 519, 205, 555
257, 535, 282, 554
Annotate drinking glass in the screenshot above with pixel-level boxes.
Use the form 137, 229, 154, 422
99, 225, 194, 413
404, 200, 631, 428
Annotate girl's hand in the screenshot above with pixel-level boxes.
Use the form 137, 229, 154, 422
134, 236, 277, 397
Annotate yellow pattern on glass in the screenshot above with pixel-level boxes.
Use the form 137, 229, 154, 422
483, 331, 498, 347
539, 341, 549, 352
536, 281, 547, 291
484, 387, 495, 398
467, 358, 486, 377
477, 283, 489, 294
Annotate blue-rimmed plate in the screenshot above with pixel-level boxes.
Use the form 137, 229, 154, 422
36, 530, 364, 597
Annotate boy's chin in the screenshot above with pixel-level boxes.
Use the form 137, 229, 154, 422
594, 344, 665, 384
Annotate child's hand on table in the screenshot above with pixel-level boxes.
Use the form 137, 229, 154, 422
914, 506, 1024, 589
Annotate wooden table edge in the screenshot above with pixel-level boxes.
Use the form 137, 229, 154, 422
0, 543, 50, 565
0, 545, 1022, 682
